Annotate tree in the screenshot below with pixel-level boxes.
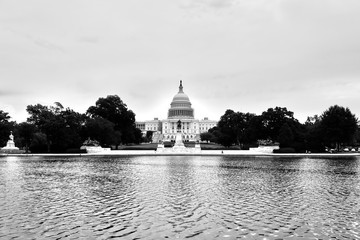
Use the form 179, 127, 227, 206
29, 132, 48, 153
16, 122, 36, 153
83, 117, 117, 147
243, 115, 267, 143
27, 103, 85, 152
0, 110, 11, 122
302, 114, 323, 152
305, 115, 320, 125
260, 107, 296, 142
133, 128, 143, 144
217, 110, 255, 148
208, 127, 219, 143
87, 95, 134, 128
0, 110, 15, 147
60, 108, 86, 149
278, 122, 294, 148
355, 126, 360, 146
200, 132, 213, 143
319, 105, 358, 150
27, 104, 61, 152
144, 131, 154, 143
87, 95, 140, 145
214, 107, 306, 151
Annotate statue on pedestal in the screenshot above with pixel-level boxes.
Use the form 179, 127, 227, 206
173, 120, 185, 148
1, 131, 20, 152
177, 120, 182, 133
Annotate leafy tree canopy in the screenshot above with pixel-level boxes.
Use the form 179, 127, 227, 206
87, 95, 135, 128
16, 122, 37, 153
83, 117, 117, 147
200, 132, 213, 143
217, 109, 255, 146
319, 105, 358, 149
260, 107, 296, 141
0, 109, 15, 147
278, 122, 294, 148
26, 103, 85, 152
86, 95, 140, 145
0, 110, 11, 123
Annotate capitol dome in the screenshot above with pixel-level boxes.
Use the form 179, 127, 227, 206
168, 81, 194, 119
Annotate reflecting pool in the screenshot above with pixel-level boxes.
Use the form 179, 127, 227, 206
1, 155, 360, 239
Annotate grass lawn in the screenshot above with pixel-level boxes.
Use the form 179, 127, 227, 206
200, 143, 241, 150
118, 143, 158, 150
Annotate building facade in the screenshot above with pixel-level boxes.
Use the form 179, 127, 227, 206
135, 81, 217, 142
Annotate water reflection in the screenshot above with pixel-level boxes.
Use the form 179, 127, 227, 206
0, 155, 359, 239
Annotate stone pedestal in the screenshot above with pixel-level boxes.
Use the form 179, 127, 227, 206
3, 140, 18, 149
173, 132, 185, 149
4, 132, 19, 150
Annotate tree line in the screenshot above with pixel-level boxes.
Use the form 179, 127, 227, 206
0, 95, 142, 153
200, 105, 359, 153
1, 95, 359, 153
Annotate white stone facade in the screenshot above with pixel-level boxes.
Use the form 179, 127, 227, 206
161, 118, 216, 142
135, 119, 161, 132
136, 81, 217, 142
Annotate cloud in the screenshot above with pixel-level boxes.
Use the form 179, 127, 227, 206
180, 0, 235, 9
0, 89, 25, 96
204, 0, 235, 8
79, 36, 100, 44
4, 28, 65, 53
33, 39, 65, 52
1, 0, 360, 123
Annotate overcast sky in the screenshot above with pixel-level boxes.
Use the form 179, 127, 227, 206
1, 0, 360, 123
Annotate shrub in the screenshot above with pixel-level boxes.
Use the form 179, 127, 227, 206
66, 148, 87, 153
163, 142, 174, 148
273, 147, 296, 153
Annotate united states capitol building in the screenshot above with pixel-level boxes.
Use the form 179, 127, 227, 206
136, 81, 217, 143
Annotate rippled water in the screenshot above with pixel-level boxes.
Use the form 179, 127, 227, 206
1, 156, 360, 239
